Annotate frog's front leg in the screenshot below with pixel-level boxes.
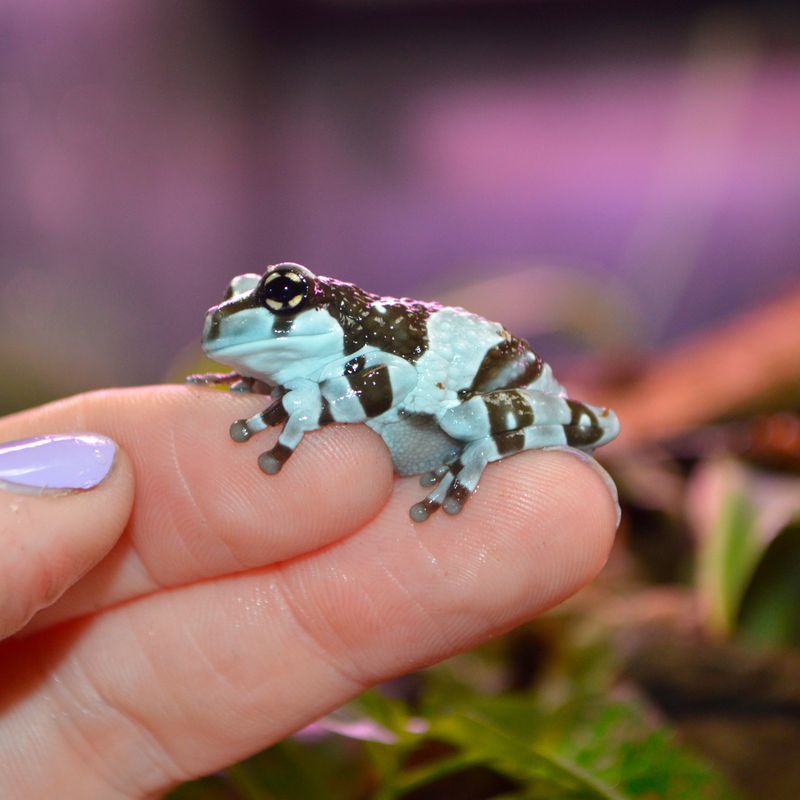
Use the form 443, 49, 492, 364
254, 381, 323, 473
238, 360, 417, 475
229, 389, 289, 443
187, 372, 270, 394
410, 389, 619, 521
319, 358, 417, 424
187, 371, 242, 387
229, 377, 258, 394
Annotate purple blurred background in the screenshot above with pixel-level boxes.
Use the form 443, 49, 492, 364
1, 1, 798, 413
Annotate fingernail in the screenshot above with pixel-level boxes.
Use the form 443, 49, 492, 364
543, 445, 622, 528
0, 434, 118, 495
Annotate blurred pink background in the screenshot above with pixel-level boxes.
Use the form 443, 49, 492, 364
1, 1, 798, 412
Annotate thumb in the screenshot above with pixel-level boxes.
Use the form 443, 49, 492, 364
0, 433, 134, 639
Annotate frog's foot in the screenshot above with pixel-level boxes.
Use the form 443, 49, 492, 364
229, 397, 289, 443
186, 371, 242, 386
409, 426, 553, 522
229, 377, 257, 393
410, 458, 475, 522
409, 468, 455, 522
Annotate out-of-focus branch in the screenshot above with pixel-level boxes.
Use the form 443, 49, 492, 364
601, 286, 800, 447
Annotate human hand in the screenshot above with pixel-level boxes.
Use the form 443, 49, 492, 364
0, 387, 618, 798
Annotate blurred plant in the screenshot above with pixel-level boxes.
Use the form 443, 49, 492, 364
594, 288, 800, 799
689, 457, 800, 647
169, 617, 739, 800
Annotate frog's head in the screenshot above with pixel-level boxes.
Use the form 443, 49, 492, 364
201, 263, 344, 382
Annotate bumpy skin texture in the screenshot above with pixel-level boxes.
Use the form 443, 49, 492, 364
188, 263, 620, 520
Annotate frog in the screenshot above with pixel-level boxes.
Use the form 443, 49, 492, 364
188, 263, 619, 522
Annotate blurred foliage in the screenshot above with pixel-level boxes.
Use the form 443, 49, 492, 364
169, 617, 740, 800
690, 458, 800, 646
737, 523, 800, 647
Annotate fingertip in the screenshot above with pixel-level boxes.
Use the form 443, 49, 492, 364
465, 448, 619, 609
359, 448, 619, 638
0, 437, 135, 638
0, 387, 398, 630
263, 448, 620, 691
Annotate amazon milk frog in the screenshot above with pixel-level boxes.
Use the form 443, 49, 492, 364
188, 263, 619, 521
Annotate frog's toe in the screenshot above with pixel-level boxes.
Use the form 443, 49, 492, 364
442, 480, 472, 515
433, 442, 491, 516
257, 443, 293, 475
419, 464, 450, 487
409, 498, 440, 522
258, 453, 282, 474
409, 468, 459, 522
441, 496, 461, 515
230, 419, 252, 442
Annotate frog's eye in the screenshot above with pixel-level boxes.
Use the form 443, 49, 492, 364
259, 269, 310, 315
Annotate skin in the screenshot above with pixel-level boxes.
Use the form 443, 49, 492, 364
0, 386, 618, 799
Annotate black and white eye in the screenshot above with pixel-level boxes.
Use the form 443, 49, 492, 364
259, 268, 310, 314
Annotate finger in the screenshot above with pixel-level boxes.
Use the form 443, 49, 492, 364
2, 450, 617, 796
0, 435, 133, 639
1, 386, 394, 634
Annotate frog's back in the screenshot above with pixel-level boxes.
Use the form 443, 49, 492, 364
313, 277, 439, 363
402, 304, 559, 410
313, 276, 550, 395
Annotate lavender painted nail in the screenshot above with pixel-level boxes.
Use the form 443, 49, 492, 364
0, 434, 117, 495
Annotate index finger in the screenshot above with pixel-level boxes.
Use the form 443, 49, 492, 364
2, 385, 394, 633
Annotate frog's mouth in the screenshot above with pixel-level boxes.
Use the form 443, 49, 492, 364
203, 334, 334, 361
201, 303, 344, 374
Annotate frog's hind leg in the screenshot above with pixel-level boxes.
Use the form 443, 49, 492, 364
409, 389, 618, 521
410, 434, 517, 521
442, 389, 619, 454
410, 388, 535, 520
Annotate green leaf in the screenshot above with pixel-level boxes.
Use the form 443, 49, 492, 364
390, 753, 489, 797
167, 621, 741, 800
432, 709, 630, 800
697, 479, 759, 636
165, 775, 237, 800
690, 459, 800, 640
737, 522, 800, 647
231, 738, 371, 800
